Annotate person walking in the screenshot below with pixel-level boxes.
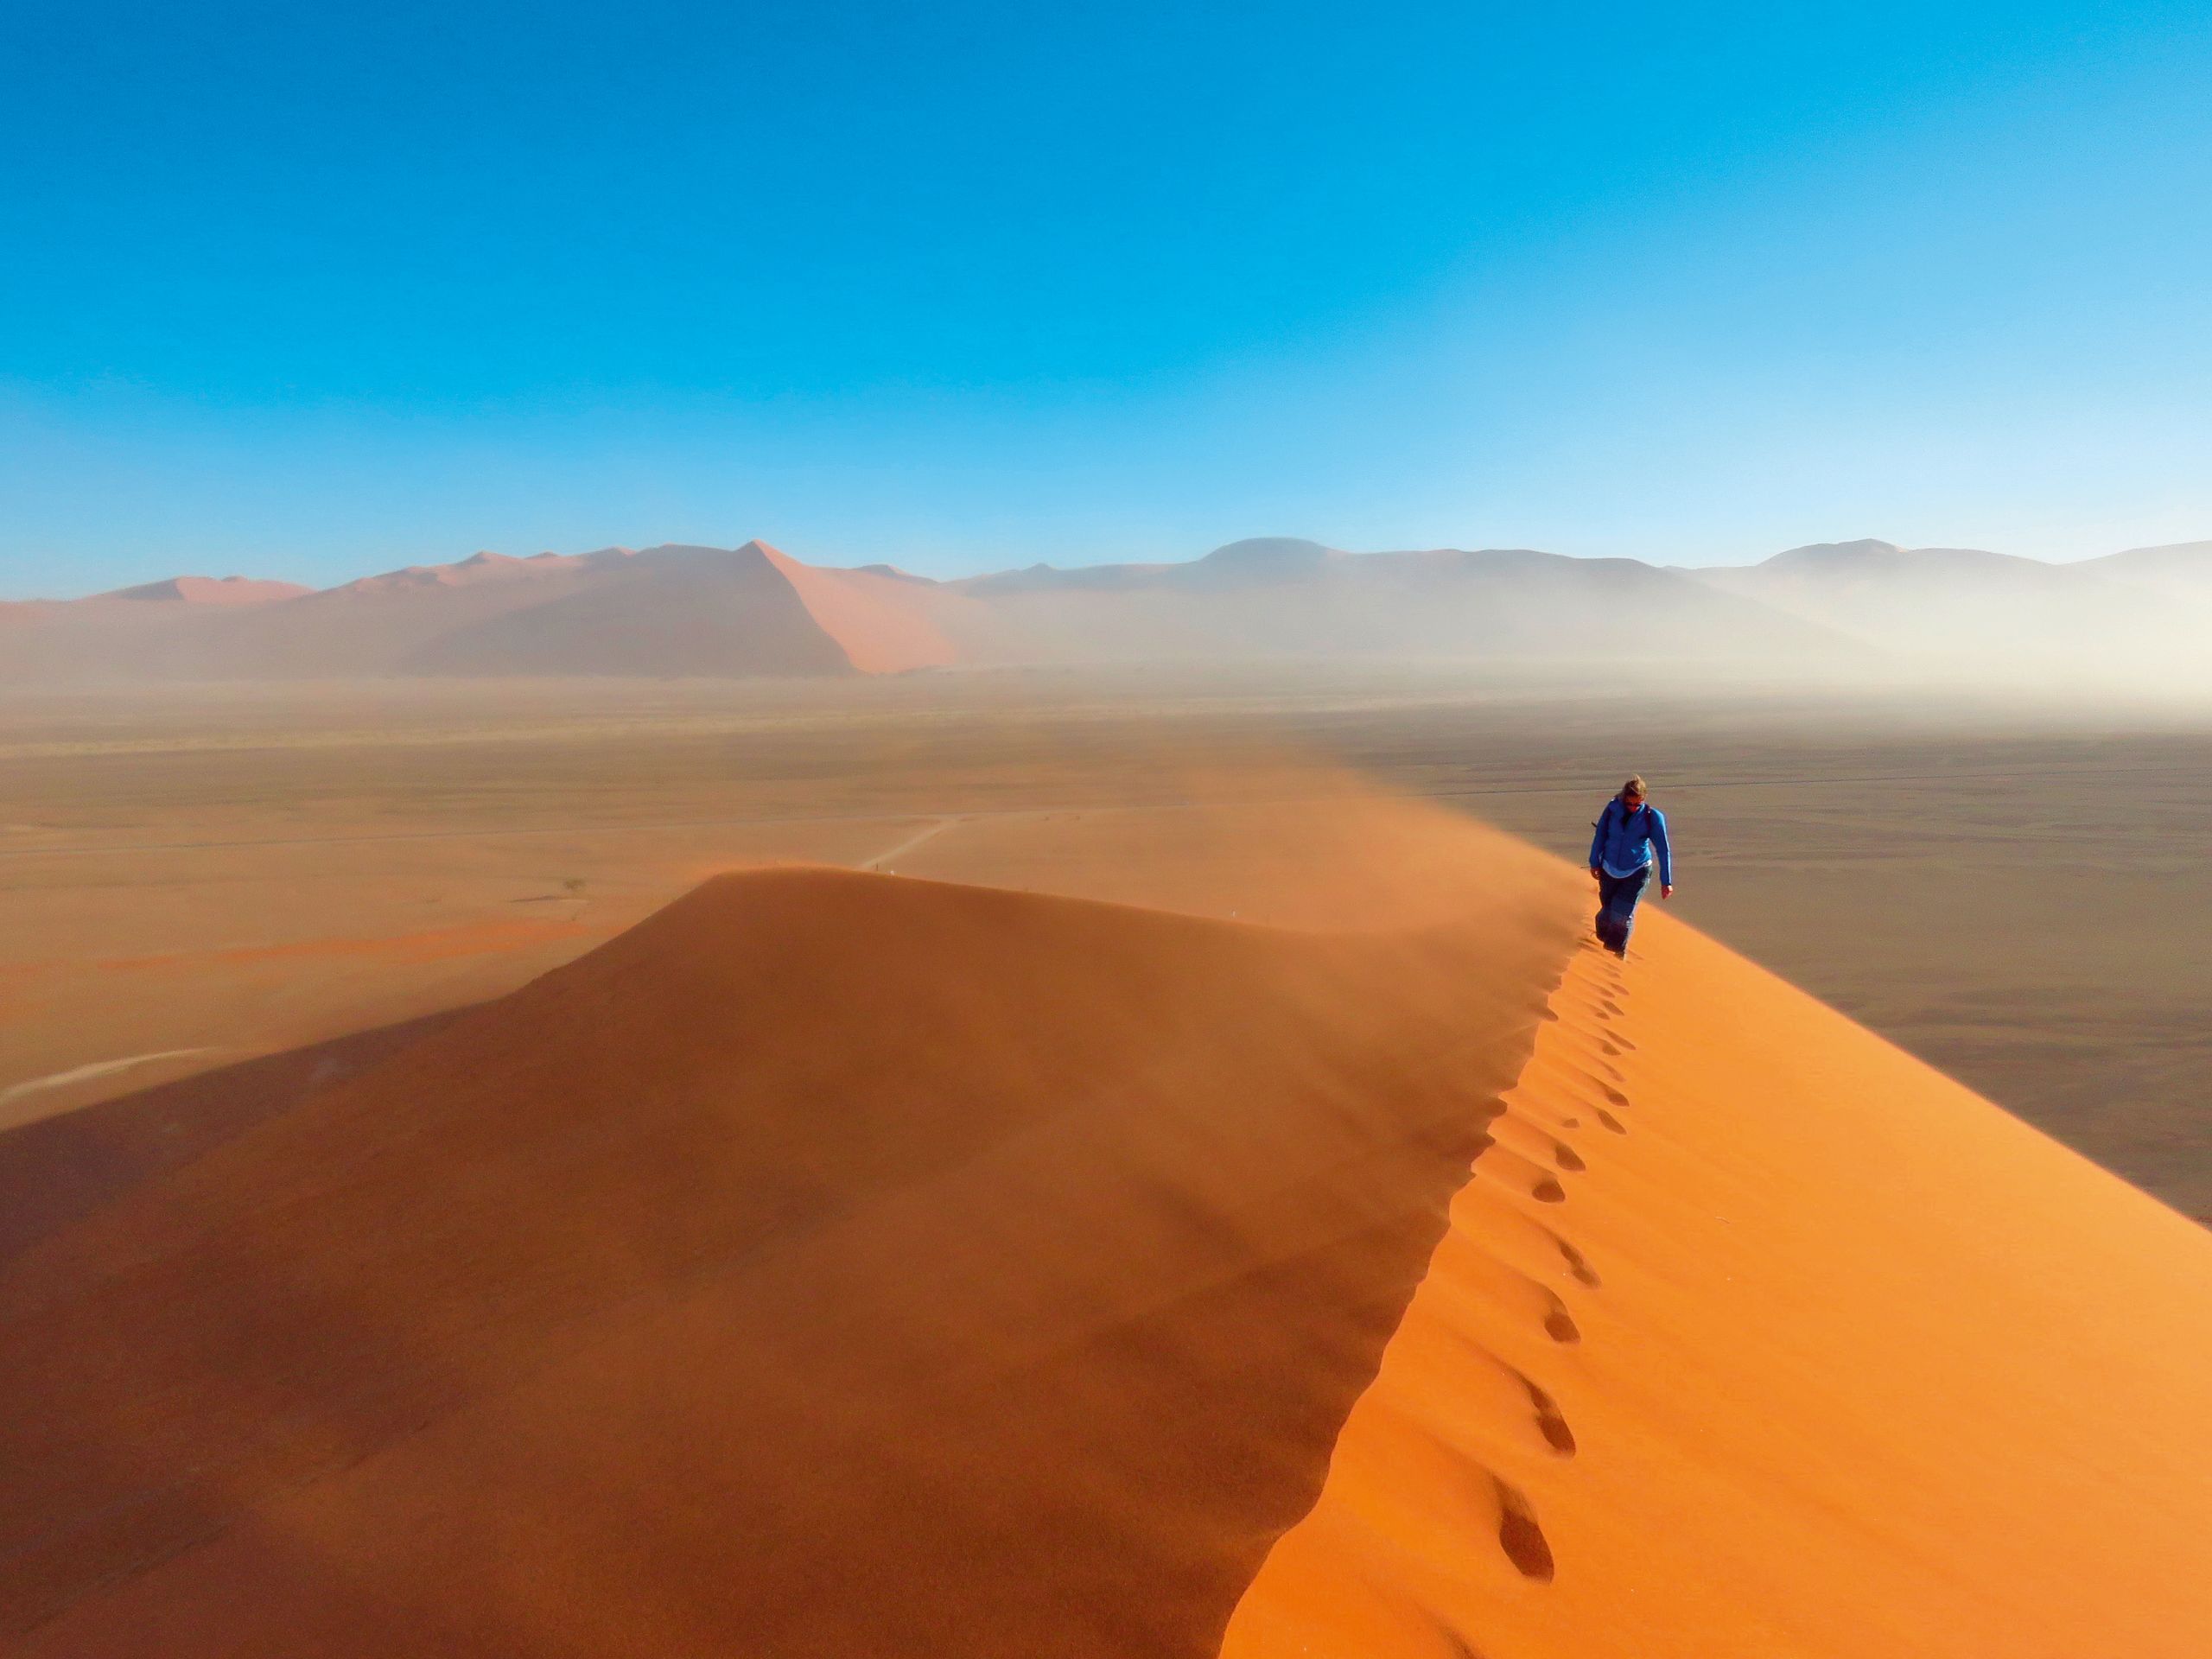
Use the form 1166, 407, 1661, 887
1588, 775, 1673, 958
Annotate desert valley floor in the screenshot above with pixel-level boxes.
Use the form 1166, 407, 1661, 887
3, 669, 2207, 1217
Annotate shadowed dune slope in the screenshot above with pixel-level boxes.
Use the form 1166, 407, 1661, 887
92, 576, 315, 604
1222, 912, 2212, 1659
0, 864, 1574, 1656
0, 1011, 467, 1266
401, 543, 854, 677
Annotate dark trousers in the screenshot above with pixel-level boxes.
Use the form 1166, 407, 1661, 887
1594, 868, 1649, 956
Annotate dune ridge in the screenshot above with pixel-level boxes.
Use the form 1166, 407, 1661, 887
1221, 912, 2212, 1658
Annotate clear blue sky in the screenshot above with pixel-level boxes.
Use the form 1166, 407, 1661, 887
5, 1, 2210, 594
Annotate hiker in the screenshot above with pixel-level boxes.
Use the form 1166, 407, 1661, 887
1588, 775, 1673, 958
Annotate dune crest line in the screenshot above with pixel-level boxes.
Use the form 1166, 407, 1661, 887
0, 1051, 213, 1109
1217, 914, 2212, 1658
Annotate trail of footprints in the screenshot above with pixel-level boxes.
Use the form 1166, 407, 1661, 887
1455, 944, 1638, 1604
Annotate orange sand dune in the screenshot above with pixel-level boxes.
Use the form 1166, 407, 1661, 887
760, 541, 962, 672
0, 861, 1570, 1655
3, 842, 2210, 1657
1223, 911, 2212, 1657
0, 1012, 461, 1265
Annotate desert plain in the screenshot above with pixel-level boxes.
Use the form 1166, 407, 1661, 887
4, 668, 2206, 1214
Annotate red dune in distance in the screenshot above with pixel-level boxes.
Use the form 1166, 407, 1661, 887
2, 804, 2209, 1656
92, 576, 315, 605
760, 541, 960, 672
323, 549, 614, 595
397, 543, 852, 677
0, 543, 866, 680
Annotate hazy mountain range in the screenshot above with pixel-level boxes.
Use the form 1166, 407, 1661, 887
4, 535, 2209, 685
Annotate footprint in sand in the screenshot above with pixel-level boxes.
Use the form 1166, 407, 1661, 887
1542, 1293, 1580, 1344
1601, 1085, 1630, 1108
1523, 1377, 1577, 1456
1530, 1176, 1567, 1204
1552, 1234, 1602, 1287
1553, 1142, 1586, 1173
1594, 1108, 1626, 1135
1493, 1478, 1556, 1580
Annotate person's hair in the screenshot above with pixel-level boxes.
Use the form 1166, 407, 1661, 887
1621, 775, 1647, 798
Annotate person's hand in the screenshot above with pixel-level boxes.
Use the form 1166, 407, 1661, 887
1661, 884, 1675, 900
1589, 866, 1601, 881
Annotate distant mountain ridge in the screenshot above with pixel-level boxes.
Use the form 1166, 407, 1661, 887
92, 575, 316, 605
1687, 536, 2202, 664
2082, 539, 2212, 596
5, 533, 2207, 684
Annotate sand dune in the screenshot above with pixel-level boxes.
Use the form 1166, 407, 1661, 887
91, 577, 314, 605
758, 542, 961, 672
323, 549, 624, 596
0, 851, 1573, 1654
0, 1014, 461, 1264
400, 543, 852, 677
0, 543, 857, 681
1224, 912, 2212, 1656
0, 1050, 213, 1111
3, 818, 2210, 1656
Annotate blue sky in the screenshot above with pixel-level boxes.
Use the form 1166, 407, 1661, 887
4, 1, 2210, 594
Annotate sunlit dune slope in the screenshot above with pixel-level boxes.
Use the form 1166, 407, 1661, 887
0, 861, 1573, 1656
760, 540, 961, 671
1222, 911, 2212, 1659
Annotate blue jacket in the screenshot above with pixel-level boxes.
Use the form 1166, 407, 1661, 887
1589, 798, 1672, 886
